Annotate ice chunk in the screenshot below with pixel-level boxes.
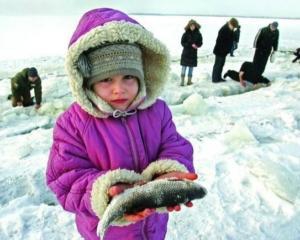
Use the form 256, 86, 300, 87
183, 93, 208, 116
248, 158, 300, 203
38, 98, 71, 118
222, 122, 258, 150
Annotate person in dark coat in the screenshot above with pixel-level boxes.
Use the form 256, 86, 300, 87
253, 21, 279, 75
292, 48, 300, 63
212, 18, 239, 83
180, 19, 203, 86
10, 67, 42, 109
223, 61, 270, 87
230, 25, 241, 57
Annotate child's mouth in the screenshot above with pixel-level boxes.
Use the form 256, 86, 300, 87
111, 99, 128, 104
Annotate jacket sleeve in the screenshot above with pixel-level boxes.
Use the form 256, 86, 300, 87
11, 76, 22, 102
46, 112, 102, 217
253, 28, 262, 48
34, 78, 42, 104
273, 30, 279, 51
46, 110, 142, 224
181, 32, 191, 48
236, 29, 241, 42
142, 101, 194, 181
195, 32, 203, 48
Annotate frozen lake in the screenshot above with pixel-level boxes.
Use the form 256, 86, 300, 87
0, 14, 300, 240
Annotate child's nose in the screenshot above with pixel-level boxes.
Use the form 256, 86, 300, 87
112, 82, 125, 94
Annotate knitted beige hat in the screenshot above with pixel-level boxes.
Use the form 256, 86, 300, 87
77, 43, 144, 89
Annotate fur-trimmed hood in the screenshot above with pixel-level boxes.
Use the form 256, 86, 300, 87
65, 8, 170, 118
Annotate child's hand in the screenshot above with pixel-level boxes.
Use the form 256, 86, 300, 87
124, 208, 156, 222
155, 171, 198, 211
154, 171, 198, 181
108, 183, 133, 197
108, 180, 145, 197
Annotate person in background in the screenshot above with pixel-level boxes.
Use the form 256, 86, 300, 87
212, 18, 239, 83
230, 25, 241, 57
46, 8, 197, 240
180, 19, 203, 86
223, 61, 270, 87
10, 67, 42, 109
253, 21, 279, 75
292, 48, 300, 63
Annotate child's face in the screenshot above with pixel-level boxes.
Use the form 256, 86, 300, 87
93, 74, 139, 111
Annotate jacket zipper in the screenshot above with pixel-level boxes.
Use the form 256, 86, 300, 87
121, 117, 140, 171
122, 117, 147, 239
141, 219, 148, 240
137, 115, 149, 164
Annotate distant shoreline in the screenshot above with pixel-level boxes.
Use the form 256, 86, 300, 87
129, 13, 300, 20
1, 14, 299, 20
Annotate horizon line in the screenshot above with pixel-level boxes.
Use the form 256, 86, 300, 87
0, 13, 299, 20
129, 12, 300, 20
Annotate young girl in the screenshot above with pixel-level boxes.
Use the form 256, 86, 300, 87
46, 8, 196, 240
180, 19, 203, 86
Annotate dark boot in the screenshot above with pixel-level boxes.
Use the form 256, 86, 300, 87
187, 76, 193, 85
180, 75, 185, 86
223, 71, 229, 79
212, 79, 226, 83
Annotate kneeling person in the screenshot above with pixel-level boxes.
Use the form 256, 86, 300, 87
224, 61, 270, 87
10, 67, 42, 109
292, 48, 300, 63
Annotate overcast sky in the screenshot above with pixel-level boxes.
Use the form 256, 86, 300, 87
0, 0, 299, 18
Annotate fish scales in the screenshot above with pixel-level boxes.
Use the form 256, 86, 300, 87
98, 179, 207, 238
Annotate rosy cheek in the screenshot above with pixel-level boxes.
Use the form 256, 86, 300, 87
127, 79, 139, 88
99, 82, 111, 88
128, 82, 136, 87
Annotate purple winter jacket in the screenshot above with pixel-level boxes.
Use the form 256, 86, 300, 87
47, 100, 194, 240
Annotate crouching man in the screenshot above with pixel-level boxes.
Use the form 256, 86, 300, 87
224, 61, 270, 87
10, 67, 42, 109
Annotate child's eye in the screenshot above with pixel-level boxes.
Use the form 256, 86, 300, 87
99, 78, 112, 83
123, 75, 136, 80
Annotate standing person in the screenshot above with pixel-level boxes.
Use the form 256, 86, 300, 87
230, 25, 241, 57
253, 21, 279, 75
180, 19, 203, 86
46, 8, 198, 240
224, 61, 270, 87
10, 67, 42, 109
212, 18, 239, 83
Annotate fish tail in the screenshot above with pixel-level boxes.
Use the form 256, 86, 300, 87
97, 198, 127, 238
97, 222, 105, 239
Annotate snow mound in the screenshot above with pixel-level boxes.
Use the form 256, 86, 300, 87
170, 93, 210, 116
38, 98, 72, 118
222, 122, 258, 150
183, 93, 209, 115
248, 158, 300, 203
0, 107, 51, 138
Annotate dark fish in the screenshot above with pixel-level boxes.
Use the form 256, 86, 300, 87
97, 179, 207, 238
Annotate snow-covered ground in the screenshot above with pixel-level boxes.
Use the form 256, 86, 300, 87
0, 15, 300, 240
